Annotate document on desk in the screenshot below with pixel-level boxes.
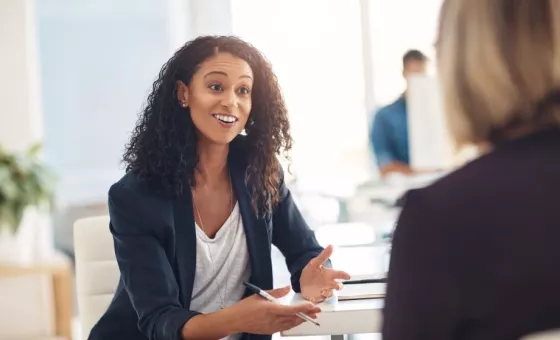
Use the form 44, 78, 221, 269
338, 283, 385, 301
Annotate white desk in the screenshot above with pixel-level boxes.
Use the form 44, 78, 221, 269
281, 285, 385, 340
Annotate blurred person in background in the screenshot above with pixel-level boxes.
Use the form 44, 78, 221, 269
370, 49, 427, 177
89, 36, 350, 340
383, 1, 560, 339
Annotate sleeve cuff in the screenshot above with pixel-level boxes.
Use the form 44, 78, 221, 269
156, 308, 202, 340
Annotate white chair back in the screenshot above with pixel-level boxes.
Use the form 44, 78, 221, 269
74, 216, 120, 340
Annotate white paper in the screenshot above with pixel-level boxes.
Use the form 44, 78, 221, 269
338, 283, 386, 301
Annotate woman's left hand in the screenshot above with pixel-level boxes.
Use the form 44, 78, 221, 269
300, 245, 351, 303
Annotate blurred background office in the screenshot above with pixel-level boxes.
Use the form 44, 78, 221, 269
0, 0, 458, 339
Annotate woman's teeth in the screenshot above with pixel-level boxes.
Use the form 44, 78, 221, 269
214, 114, 237, 123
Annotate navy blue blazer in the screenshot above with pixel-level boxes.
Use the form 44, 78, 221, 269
88, 139, 325, 340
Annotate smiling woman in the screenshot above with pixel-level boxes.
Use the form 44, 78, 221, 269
88, 36, 351, 340
175, 53, 254, 145
123, 36, 291, 215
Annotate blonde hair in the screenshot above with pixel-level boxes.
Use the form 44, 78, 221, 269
436, 0, 560, 147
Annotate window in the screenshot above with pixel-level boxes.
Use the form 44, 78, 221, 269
367, 0, 443, 105
231, 0, 371, 192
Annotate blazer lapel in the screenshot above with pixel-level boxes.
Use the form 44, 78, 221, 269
173, 190, 197, 309
230, 161, 273, 292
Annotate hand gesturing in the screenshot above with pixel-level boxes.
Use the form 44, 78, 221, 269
300, 245, 351, 303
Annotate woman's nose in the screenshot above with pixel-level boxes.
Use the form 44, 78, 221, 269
221, 90, 238, 109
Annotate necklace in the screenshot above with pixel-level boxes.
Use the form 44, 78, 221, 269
191, 172, 234, 310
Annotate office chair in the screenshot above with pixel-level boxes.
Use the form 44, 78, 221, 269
73, 216, 119, 340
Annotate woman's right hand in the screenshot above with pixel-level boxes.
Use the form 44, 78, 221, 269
227, 285, 321, 335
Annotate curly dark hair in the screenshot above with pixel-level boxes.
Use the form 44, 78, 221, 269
123, 36, 293, 216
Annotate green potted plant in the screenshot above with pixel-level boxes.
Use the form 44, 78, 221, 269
0, 143, 56, 263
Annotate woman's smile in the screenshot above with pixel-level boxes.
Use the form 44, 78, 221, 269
212, 113, 239, 127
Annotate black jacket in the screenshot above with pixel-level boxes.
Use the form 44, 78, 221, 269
89, 138, 325, 340
383, 127, 560, 340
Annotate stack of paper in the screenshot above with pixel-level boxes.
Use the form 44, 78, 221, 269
337, 282, 385, 301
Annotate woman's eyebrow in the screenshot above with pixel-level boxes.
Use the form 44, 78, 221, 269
203, 71, 253, 81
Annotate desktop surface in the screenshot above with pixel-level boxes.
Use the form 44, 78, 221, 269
281, 287, 384, 337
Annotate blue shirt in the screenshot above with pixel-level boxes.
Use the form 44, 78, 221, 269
370, 96, 410, 167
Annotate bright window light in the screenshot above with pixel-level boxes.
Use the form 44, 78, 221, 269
231, 0, 371, 192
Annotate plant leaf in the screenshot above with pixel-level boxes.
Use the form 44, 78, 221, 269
0, 142, 56, 232
27, 143, 42, 158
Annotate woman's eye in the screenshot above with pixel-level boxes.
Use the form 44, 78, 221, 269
238, 87, 251, 95
209, 83, 223, 91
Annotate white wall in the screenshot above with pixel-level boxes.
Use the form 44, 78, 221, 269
0, 0, 43, 152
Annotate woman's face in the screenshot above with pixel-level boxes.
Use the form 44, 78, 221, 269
177, 52, 254, 145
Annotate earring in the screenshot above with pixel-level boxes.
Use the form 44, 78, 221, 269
181, 102, 187, 108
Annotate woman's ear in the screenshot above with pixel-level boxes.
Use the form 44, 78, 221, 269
176, 80, 189, 108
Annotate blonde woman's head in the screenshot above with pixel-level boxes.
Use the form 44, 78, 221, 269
436, 0, 560, 146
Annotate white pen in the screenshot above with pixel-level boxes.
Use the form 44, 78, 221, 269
243, 281, 321, 326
